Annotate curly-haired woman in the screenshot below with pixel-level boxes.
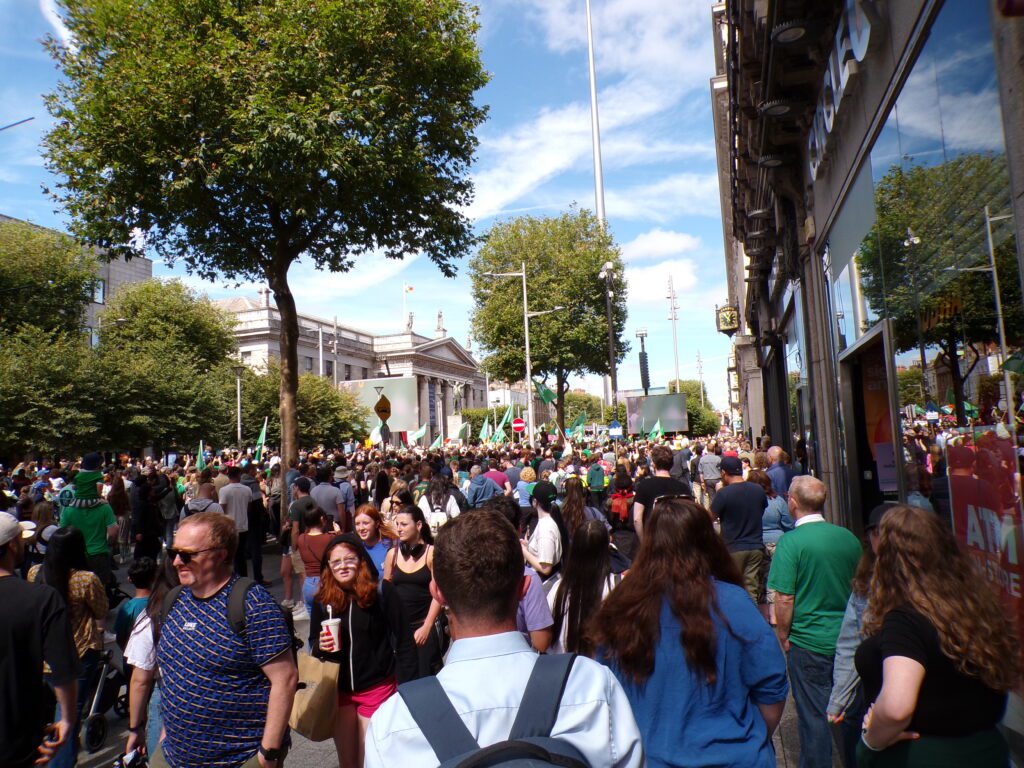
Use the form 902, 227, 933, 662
855, 504, 1019, 766
591, 497, 788, 767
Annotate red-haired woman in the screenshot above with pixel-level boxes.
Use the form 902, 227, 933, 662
591, 497, 788, 767
855, 505, 1019, 766
353, 503, 397, 576
313, 533, 417, 768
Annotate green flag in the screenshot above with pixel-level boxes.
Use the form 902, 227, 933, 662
497, 405, 513, 430
533, 379, 556, 405
254, 417, 268, 461
429, 434, 443, 450
478, 418, 491, 442
458, 422, 471, 439
648, 419, 663, 440
491, 427, 508, 445
1004, 351, 1024, 374
408, 423, 428, 443
196, 440, 206, 471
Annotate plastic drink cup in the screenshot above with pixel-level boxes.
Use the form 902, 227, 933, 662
323, 617, 341, 649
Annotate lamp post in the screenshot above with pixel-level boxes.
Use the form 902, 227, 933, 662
598, 261, 618, 411
482, 263, 563, 448
231, 364, 245, 447
584, 0, 606, 225
636, 328, 649, 397
0, 117, 33, 132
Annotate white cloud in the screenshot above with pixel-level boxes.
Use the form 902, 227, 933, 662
624, 257, 699, 304
604, 172, 722, 222
621, 228, 701, 261
38, 0, 74, 50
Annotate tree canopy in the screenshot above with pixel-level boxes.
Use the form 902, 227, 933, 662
43, 0, 488, 461
469, 209, 629, 432
667, 379, 720, 436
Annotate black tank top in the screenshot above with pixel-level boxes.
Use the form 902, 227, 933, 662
391, 552, 432, 625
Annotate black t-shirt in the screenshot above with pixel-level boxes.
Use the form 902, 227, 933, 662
0, 575, 80, 766
854, 606, 1007, 737
633, 475, 693, 512
710, 480, 766, 552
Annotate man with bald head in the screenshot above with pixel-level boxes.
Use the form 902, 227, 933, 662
767, 476, 861, 768
765, 446, 797, 498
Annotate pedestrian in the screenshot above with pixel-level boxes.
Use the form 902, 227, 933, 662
28, 526, 108, 768
150, 511, 297, 768
745, 469, 793, 623
353, 503, 396, 575
710, 456, 767, 601
296, 505, 336, 620
632, 445, 692, 540
114, 556, 157, 650
58, 451, 118, 594
697, 443, 722, 504
0, 515, 79, 768
331, 465, 357, 527
183, 482, 224, 517
765, 446, 797, 498
560, 476, 610, 546
592, 496, 788, 767
380, 479, 413, 521
514, 465, 536, 518
218, 465, 253, 578
606, 468, 638, 560
520, 480, 569, 581
417, 473, 460, 537
313, 533, 418, 768
383, 505, 445, 676
766, 475, 861, 768
546, 518, 621, 655
466, 464, 502, 508
311, 465, 347, 529
364, 510, 644, 768
240, 464, 269, 586
130, 468, 161, 560
586, 455, 607, 509
855, 504, 1019, 766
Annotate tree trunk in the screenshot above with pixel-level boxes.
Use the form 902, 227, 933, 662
269, 260, 300, 464
943, 339, 967, 427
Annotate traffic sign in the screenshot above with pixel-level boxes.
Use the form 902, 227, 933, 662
608, 420, 623, 438
511, 417, 526, 434
374, 395, 392, 422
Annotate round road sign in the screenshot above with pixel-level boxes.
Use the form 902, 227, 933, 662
511, 417, 526, 433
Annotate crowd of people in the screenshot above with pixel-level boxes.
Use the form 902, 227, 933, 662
0, 430, 1020, 768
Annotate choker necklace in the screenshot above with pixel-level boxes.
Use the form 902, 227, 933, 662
400, 541, 426, 559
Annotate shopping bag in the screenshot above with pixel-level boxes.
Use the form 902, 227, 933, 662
288, 652, 340, 742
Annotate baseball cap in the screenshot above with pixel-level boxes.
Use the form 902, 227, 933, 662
530, 480, 558, 506
720, 456, 744, 476
865, 502, 899, 532
0, 514, 35, 546
294, 477, 313, 494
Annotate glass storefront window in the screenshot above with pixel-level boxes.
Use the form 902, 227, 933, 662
784, 286, 815, 476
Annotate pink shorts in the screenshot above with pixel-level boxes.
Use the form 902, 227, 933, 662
338, 676, 397, 717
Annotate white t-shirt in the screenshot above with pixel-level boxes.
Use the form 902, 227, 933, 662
528, 515, 562, 571
125, 612, 157, 671
546, 573, 621, 654
417, 493, 460, 537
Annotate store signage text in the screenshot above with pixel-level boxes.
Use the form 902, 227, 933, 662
807, 0, 873, 180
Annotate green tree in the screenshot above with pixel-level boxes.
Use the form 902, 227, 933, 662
43, 0, 488, 463
0, 326, 98, 460
897, 368, 925, 409
667, 379, 719, 436
856, 153, 1023, 424
0, 218, 97, 336
470, 210, 629, 433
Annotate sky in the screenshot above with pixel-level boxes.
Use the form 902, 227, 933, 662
0, 0, 734, 409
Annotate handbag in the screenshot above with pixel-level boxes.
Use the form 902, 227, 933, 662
288, 652, 341, 742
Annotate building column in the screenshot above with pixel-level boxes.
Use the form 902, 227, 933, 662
417, 376, 430, 444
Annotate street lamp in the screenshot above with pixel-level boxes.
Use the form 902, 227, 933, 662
598, 261, 618, 411
482, 263, 562, 448
231, 363, 245, 447
636, 328, 649, 397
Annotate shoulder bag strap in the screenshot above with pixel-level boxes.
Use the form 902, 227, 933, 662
508, 653, 578, 739
398, 676, 479, 762
161, 584, 185, 628
227, 577, 255, 635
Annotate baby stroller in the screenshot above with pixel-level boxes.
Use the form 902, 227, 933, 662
82, 648, 129, 753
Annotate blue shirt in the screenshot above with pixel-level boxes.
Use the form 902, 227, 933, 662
157, 577, 291, 768
766, 463, 797, 497
602, 581, 788, 768
363, 538, 392, 576
114, 596, 149, 646
761, 496, 795, 546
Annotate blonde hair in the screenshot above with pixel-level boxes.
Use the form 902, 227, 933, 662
865, 505, 1020, 691
520, 467, 537, 483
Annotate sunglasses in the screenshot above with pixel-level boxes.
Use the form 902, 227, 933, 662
652, 492, 696, 507
167, 546, 222, 564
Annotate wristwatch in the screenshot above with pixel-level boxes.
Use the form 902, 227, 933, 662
259, 745, 284, 762
127, 725, 144, 734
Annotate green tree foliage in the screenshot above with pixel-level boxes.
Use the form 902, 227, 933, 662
856, 153, 1023, 424
0, 218, 97, 336
897, 368, 925, 408
470, 210, 629, 432
667, 379, 720, 436
0, 327, 98, 458
43, 0, 488, 462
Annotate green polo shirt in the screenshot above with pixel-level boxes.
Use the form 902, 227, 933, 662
767, 517, 862, 655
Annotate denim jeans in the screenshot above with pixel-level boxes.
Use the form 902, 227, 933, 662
787, 643, 835, 768
50, 648, 101, 768
302, 576, 320, 644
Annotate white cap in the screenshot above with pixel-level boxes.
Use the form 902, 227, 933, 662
0, 514, 36, 546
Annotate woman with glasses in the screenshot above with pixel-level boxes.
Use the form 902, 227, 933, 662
383, 505, 445, 676
314, 533, 417, 768
592, 497, 788, 767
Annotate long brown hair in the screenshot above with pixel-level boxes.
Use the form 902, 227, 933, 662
560, 477, 588, 539
864, 505, 1020, 691
315, 541, 378, 613
589, 498, 743, 685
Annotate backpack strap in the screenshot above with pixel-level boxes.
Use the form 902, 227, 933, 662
508, 653, 578, 739
398, 676, 479, 763
227, 577, 256, 636
161, 584, 185, 628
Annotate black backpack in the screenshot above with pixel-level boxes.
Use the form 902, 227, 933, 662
397, 653, 590, 767
162, 577, 301, 658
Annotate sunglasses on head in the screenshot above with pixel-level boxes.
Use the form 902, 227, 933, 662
652, 492, 696, 508
167, 546, 222, 564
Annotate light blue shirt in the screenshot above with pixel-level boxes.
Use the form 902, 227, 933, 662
365, 631, 644, 768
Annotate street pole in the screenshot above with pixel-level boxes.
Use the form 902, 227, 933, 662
233, 365, 244, 447
668, 276, 681, 390
585, 0, 606, 225
521, 261, 537, 449
696, 351, 705, 408
600, 261, 618, 412
985, 206, 1015, 421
